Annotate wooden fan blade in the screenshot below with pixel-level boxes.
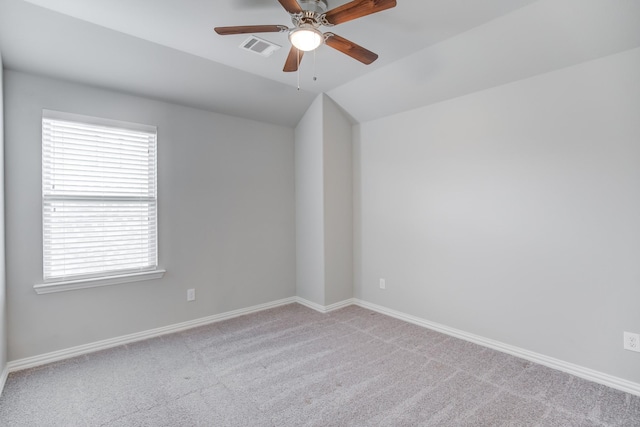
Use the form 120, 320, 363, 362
278, 0, 303, 14
323, 0, 396, 26
324, 33, 378, 65
283, 46, 304, 72
214, 25, 287, 35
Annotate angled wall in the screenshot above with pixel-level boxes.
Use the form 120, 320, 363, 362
295, 96, 326, 305
322, 97, 353, 305
295, 94, 353, 306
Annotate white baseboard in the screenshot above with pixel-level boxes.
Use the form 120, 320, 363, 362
353, 298, 640, 397
295, 297, 355, 313
0, 364, 8, 398
4, 295, 639, 398
7, 296, 297, 373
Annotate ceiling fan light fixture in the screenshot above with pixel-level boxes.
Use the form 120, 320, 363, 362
289, 25, 323, 52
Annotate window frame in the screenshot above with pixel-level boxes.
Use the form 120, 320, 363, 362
35, 110, 164, 294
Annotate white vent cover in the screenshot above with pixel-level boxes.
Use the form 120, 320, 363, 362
240, 36, 281, 57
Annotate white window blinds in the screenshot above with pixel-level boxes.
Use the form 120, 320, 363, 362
42, 111, 158, 282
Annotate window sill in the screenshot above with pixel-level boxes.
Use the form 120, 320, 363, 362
33, 270, 166, 294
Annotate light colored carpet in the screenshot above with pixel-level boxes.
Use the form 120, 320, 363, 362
0, 303, 638, 426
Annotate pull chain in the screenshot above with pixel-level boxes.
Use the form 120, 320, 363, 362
297, 48, 300, 91
313, 49, 317, 82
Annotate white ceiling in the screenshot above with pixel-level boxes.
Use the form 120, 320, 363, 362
1, 0, 639, 126
13, 0, 538, 92
329, 0, 640, 122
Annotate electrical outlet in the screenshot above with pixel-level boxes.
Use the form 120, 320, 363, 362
379, 278, 386, 289
187, 288, 196, 302
623, 332, 640, 352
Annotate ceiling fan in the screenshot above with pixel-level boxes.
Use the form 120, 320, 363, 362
215, 0, 397, 72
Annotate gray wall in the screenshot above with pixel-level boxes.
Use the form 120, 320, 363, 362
295, 95, 325, 306
354, 48, 640, 383
322, 96, 353, 306
4, 70, 296, 361
0, 53, 7, 377
295, 94, 353, 306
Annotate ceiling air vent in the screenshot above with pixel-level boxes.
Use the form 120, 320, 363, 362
240, 36, 281, 57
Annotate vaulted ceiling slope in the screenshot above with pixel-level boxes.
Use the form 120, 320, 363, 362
0, 0, 316, 127
1, 0, 639, 127
329, 0, 640, 123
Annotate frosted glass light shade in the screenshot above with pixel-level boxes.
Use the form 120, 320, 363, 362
289, 27, 323, 51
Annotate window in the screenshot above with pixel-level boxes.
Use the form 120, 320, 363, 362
36, 110, 164, 294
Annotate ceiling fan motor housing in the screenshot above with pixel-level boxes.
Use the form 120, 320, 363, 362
291, 0, 330, 29
298, 0, 328, 14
